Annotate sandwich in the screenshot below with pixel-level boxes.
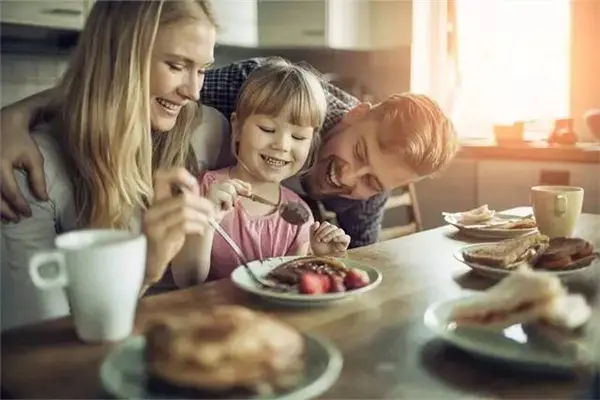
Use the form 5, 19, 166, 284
534, 237, 597, 270
462, 233, 550, 269
450, 270, 567, 329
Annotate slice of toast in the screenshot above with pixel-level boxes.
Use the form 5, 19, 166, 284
462, 233, 549, 268
534, 238, 597, 270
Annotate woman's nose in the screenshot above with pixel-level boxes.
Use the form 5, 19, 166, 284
179, 73, 203, 101
340, 165, 371, 187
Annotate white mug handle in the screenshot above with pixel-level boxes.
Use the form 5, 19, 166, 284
28, 251, 68, 290
554, 194, 567, 217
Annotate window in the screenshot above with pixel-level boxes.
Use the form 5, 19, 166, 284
412, 0, 571, 140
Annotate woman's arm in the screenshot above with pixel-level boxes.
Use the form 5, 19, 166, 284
170, 228, 215, 288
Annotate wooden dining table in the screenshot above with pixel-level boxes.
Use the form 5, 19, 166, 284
2, 207, 599, 399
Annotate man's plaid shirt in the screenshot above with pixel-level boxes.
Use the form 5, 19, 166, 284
200, 58, 388, 248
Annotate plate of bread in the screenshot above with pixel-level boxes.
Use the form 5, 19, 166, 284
454, 233, 599, 281
230, 256, 382, 306
100, 306, 343, 399
443, 205, 538, 239
424, 270, 599, 370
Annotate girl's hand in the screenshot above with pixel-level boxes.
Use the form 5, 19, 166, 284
143, 168, 216, 284
207, 178, 251, 221
310, 221, 351, 256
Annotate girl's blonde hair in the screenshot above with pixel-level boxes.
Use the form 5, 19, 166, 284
232, 57, 327, 172
51, 0, 216, 229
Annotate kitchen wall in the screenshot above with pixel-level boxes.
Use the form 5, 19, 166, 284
0, 53, 68, 107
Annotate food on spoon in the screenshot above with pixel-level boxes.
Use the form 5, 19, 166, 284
462, 233, 549, 269
280, 202, 311, 225
145, 306, 305, 398
267, 256, 370, 294
534, 237, 597, 270
449, 270, 572, 329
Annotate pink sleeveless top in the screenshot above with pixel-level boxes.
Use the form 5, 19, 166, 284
199, 168, 313, 280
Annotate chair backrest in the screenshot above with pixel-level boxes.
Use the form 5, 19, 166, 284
378, 183, 422, 242
301, 183, 422, 242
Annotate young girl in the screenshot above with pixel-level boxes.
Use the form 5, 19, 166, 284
171, 58, 351, 286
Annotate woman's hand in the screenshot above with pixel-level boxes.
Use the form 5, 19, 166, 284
310, 221, 351, 256
143, 168, 216, 285
207, 179, 251, 221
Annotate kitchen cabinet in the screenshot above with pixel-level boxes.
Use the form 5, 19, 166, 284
0, 1, 90, 31
213, 0, 411, 49
413, 159, 599, 230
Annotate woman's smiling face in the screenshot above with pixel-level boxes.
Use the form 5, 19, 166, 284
149, 19, 216, 132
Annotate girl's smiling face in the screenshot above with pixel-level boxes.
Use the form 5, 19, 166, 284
233, 113, 315, 183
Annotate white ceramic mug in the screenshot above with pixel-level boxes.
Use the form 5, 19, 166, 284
531, 186, 584, 238
28, 229, 147, 342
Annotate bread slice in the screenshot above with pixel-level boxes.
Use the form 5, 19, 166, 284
450, 270, 566, 329
534, 238, 597, 270
489, 217, 537, 230
462, 233, 550, 268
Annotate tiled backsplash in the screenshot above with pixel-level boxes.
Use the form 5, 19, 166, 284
1, 53, 69, 108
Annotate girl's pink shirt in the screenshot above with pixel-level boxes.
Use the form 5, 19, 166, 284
199, 168, 313, 280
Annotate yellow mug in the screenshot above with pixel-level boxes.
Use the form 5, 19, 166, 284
531, 185, 584, 238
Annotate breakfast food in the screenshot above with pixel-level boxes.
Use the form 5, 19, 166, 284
449, 270, 591, 330
534, 237, 597, 270
145, 306, 305, 398
488, 217, 537, 230
445, 204, 495, 224
267, 256, 370, 294
462, 233, 550, 269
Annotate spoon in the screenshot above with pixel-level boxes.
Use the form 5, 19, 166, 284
208, 219, 287, 291
241, 193, 311, 225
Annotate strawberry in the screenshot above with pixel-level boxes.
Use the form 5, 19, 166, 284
343, 268, 370, 290
299, 272, 329, 295
328, 276, 346, 293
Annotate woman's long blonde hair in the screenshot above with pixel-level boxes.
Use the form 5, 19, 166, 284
51, 0, 216, 229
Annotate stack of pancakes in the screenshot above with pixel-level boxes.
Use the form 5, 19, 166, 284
145, 306, 305, 398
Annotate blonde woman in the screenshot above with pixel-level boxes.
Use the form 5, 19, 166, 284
1, 0, 221, 330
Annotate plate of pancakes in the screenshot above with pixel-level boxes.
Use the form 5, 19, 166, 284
230, 256, 382, 306
100, 306, 343, 399
454, 233, 599, 281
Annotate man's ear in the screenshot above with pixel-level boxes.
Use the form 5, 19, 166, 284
342, 102, 372, 124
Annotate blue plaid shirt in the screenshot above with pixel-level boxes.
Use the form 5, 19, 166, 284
200, 58, 388, 248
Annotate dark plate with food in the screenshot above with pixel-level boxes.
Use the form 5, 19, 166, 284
230, 256, 383, 306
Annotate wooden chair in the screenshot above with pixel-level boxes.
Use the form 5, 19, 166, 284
378, 183, 423, 241
300, 183, 422, 242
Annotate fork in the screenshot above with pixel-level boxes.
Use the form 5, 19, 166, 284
207, 219, 283, 290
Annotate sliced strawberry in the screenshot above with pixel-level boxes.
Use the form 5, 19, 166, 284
299, 272, 328, 295
328, 276, 346, 293
343, 268, 370, 290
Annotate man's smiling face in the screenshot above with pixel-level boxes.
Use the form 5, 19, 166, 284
307, 104, 420, 200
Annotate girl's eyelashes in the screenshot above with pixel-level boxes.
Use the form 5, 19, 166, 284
258, 125, 275, 133
292, 135, 309, 141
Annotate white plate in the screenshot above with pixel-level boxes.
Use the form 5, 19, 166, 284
423, 296, 598, 370
231, 256, 382, 307
444, 213, 538, 239
100, 333, 343, 399
454, 243, 599, 282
